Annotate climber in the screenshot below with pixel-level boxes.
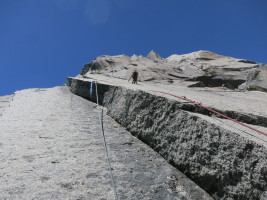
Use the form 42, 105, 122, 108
128, 69, 139, 84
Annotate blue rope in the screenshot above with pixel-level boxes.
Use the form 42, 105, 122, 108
91, 81, 120, 200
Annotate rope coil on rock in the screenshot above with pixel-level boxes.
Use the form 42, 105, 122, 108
90, 81, 120, 200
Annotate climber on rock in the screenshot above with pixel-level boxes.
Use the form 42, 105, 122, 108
128, 69, 139, 84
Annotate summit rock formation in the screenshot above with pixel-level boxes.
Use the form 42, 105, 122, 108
80, 50, 266, 91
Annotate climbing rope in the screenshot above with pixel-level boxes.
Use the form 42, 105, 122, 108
90, 81, 120, 200
150, 90, 267, 137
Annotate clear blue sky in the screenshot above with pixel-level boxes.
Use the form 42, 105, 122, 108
1, 0, 267, 95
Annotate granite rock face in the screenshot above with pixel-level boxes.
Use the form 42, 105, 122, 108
80, 50, 264, 90
0, 87, 212, 200
2, 50, 266, 200
68, 77, 267, 200
70, 50, 267, 198
103, 87, 267, 200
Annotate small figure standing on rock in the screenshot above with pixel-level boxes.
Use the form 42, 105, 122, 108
129, 69, 139, 84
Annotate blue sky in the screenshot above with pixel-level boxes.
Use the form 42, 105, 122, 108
1, 0, 267, 95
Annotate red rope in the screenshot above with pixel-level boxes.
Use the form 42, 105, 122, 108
150, 90, 267, 137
